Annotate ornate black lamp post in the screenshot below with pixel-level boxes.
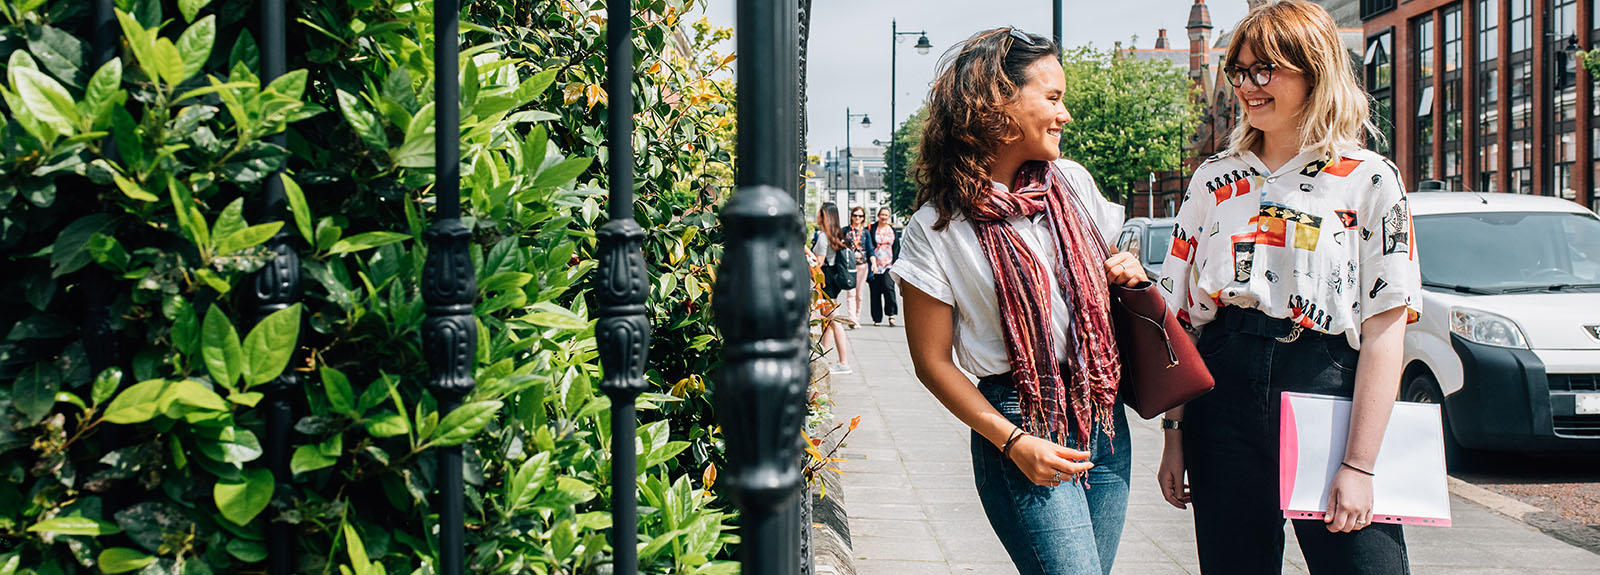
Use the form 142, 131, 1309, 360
421, 2, 475, 575
888, 21, 930, 211
717, 0, 808, 574
595, 1, 651, 574
843, 109, 870, 210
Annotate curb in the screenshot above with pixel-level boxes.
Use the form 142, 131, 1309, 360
810, 349, 857, 575
1447, 476, 1600, 555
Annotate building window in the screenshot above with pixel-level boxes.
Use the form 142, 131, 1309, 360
1366, 30, 1394, 155
1477, 0, 1498, 193
1416, 15, 1435, 183
1442, 7, 1462, 189
1361, 0, 1397, 20
1509, 0, 1533, 194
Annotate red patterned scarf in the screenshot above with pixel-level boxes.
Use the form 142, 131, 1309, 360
971, 161, 1121, 444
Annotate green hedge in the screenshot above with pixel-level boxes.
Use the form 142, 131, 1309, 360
0, 0, 738, 573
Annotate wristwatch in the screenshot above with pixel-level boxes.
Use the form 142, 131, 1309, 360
1160, 418, 1183, 431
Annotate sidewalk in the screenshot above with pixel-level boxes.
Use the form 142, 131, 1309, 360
832, 324, 1600, 575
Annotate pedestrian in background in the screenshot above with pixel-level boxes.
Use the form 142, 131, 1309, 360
1156, 2, 1419, 573
810, 202, 855, 375
893, 27, 1147, 575
842, 206, 871, 328
864, 207, 902, 326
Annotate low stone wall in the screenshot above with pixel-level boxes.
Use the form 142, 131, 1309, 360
809, 349, 855, 575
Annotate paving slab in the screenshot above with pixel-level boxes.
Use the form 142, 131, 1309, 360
832, 324, 1600, 575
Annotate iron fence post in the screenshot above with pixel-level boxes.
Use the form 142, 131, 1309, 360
246, 0, 299, 573
595, 1, 650, 575
718, 1, 807, 574
422, 2, 474, 575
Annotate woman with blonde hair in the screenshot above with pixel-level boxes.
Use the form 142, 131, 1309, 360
1156, 2, 1418, 573
893, 27, 1146, 574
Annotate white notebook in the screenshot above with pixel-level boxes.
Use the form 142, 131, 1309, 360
1279, 392, 1452, 526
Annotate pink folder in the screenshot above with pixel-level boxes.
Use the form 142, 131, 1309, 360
1279, 392, 1452, 527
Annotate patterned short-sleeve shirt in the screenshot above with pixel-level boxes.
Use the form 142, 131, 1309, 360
1158, 148, 1422, 350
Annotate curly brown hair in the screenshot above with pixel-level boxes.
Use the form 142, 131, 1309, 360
913, 28, 1060, 231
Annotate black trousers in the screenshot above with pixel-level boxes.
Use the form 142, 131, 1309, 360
1184, 307, 1410, 575
868, 272, 898, 323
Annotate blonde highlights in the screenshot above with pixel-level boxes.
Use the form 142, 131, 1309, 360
1224, 1, 1377, 159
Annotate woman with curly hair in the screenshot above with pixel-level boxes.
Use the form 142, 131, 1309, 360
891, 27, 1147, 575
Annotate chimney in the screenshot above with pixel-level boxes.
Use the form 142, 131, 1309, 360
1187, 0, 1213, 84
1155, 28, 1170, 49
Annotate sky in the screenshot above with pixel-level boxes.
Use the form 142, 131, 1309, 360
696, 0, 1252, 159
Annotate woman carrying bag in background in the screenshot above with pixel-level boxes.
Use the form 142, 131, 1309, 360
863, 207, 902, 326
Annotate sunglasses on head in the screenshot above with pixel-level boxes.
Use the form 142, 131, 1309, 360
1004, 27, 1036, 50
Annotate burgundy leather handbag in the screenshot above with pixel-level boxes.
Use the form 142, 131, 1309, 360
1057, 166, 1213, 419
1107, 281, 1214, 419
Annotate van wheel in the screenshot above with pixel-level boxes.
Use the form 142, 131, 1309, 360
1404, 372, 1470, 469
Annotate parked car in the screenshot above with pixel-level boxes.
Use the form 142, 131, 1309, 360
1403, 192, 1600, 457
1115, 217, 1177, 279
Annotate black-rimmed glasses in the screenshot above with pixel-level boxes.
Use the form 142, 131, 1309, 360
1223, 62, 1277, 88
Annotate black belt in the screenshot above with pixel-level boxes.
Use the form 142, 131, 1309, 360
1217, 306, 1334, 343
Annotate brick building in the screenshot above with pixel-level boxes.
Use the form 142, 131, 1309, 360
1124, 0, 1362, 218
1362, 0, 1599, 212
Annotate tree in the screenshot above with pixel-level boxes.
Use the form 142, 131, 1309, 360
1058, 45, 1201, 202
886, 106, 928, 217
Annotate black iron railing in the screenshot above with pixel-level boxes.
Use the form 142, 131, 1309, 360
714, 1, 809, 575
595, 2, 652, 575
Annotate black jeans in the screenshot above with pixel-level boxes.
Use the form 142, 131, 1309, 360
1184, 307, 1410, 575
868, 271, 898, 323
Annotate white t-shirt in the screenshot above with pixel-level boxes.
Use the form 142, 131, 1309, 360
891, 159, 1125, 377
1158, 148, 1422, 350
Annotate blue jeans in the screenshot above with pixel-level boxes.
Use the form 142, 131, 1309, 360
1185, 306, 1410, 575
971, 378, 1132, 575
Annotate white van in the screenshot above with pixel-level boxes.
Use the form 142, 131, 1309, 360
1403, 192, 1600, 455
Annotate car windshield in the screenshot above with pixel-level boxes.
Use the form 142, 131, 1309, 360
1415, 211, 1600, 292
1145, 225, 1174, 266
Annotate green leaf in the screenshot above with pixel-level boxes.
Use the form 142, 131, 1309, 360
364, 413, 409, 437
336, 89, 387, 149
241, 304, 301, 386
214, 468, 273, 525
221, 141, 290, 183
25, 25, 86, 90
174, 15, 216, 85
461, 58, 480, 109
224, 538, 266, 563
27, 517, 122, 536
111, 172, 158, 202
177, 0, 209, 23
265, 69, 307, 101
426, 400, 501, 447
93, 367, 124, 406
13, 363, 60, 424
201, 304, 243, 388
50, 214, 114, 277
215, 222, 283, 255
160, 379, 228, 412
149, 38, 185, 87
520, 310, 587, 331
103, 380, 169, 424
212, 198, 248, 245
391, 102, 435, 168
113, 10, 155, 82
228, 30, 258, 71
342, 523, 372, 575
290, 444, 336, 475
83, 58, 123, 130
326, 231, 408, 256
281, 174, 313, 245
226, 391, 262, 407
532, 157, 593, 189
98, 548, 156, 573
320, 367, 355, 414
13, 67, 78, 138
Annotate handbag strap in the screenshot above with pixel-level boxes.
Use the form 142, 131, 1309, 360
1052, 164, 1114, 261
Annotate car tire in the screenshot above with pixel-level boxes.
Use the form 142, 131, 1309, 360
1404, 371, 1471, 468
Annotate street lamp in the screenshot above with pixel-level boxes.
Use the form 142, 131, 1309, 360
889, 21, 931, 212
845, 108, 870, 210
